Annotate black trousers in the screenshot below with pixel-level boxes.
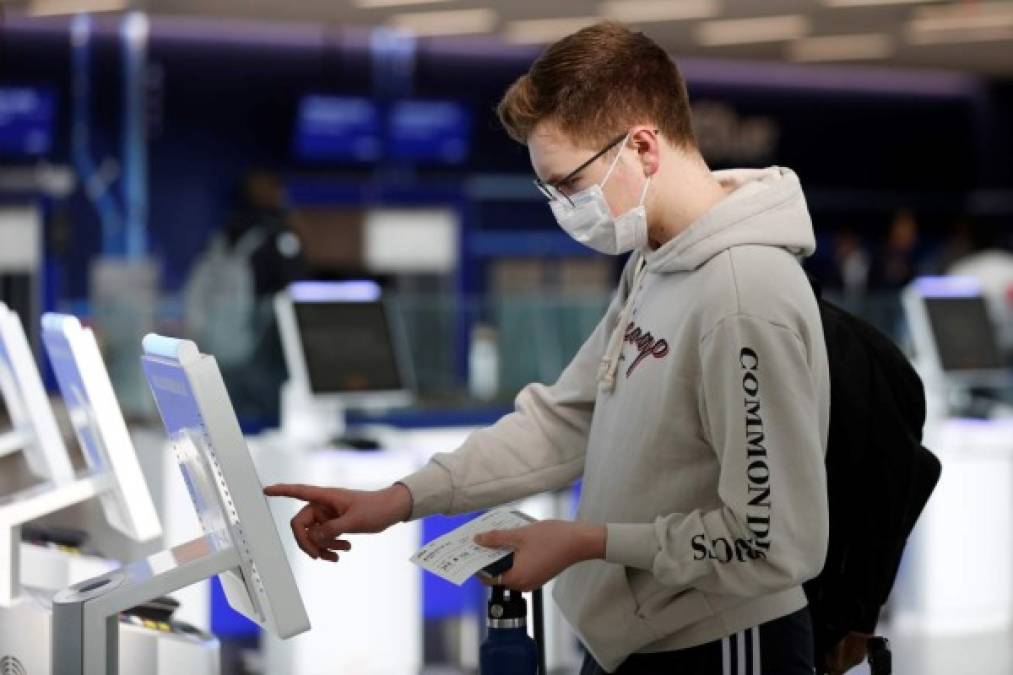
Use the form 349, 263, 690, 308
579, 606, 815, 675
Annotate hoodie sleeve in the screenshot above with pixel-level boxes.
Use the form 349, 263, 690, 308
605, 313, 829, 597
397, 261, 636, 520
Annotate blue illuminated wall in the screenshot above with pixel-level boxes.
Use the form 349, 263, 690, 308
2, 18, 1012, 308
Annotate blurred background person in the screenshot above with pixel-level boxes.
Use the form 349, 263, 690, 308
869, 208, 926, 291
183, 170, 307, 423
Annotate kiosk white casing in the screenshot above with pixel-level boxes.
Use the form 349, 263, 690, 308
893, 277, 1013, 634
53, 335, 309, 674
0, 302, 72, 481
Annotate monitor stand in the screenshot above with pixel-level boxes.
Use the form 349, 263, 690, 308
0, 429, 30, 459
916, 363, 1013, 423
0, 471, 114, 605
52, 534, 241, 675
279, 380, 347, 446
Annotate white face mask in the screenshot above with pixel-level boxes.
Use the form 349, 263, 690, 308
548, 133, 651, 255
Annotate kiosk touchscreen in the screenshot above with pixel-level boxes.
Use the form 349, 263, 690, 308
1, 315, 179, 675
0, 307, 128, 607
895, 278, 1013, 636
52, 335, 309, 674
903, 276, 1009, 387
140, 334, 309, 636
41, 313, 161, 542
274, 280, 414, 443
0, 302, 73, 482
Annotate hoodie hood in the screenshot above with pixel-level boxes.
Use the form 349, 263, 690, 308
645, 166, 815, 274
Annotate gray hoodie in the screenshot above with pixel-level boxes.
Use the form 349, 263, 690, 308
400, 166, 830, 672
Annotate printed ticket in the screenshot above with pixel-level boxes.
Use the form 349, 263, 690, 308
410, 509, 534, 585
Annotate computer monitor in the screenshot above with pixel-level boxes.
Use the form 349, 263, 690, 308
0, 87, 55, 157
293, 95, 382, 162
274, 281, 415, 444
40, 314, 161, 542
276, 281, 414, 403
141, 334, 310, 637
903, 276, 1008, 386
0, 303, 73, 482
387, 99, 472, 164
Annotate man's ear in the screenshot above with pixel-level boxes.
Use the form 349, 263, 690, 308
630, 126, 661, 177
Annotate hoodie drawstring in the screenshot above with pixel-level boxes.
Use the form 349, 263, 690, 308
597, 255, 648, 392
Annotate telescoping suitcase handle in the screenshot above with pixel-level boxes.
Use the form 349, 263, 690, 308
819, 635, 892, 675
479, 554, 547, 675
867, 637, 891, 675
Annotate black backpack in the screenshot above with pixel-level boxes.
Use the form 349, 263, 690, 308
804, 287, 942, 674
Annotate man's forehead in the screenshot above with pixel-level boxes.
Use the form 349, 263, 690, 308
528, 122, 584, 183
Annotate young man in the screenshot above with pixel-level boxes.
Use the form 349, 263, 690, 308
266, 22, 829, 675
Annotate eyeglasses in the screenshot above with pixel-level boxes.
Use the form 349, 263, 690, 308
533, 132, 628, 207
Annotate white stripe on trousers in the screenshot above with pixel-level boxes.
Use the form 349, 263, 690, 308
752, 626, 761, 674
722, 628, 762, 675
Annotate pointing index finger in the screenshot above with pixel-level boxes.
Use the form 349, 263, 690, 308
263, 483, 329, 502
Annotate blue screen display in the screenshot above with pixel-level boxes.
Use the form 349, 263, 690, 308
387, 99, 470, 164
41, 329, 106, 471
292, 95, 471, 164
0, 87, 55, 157
293, 96, 383, 162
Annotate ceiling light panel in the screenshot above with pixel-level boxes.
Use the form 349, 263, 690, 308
355, 0, 456, 7
600, 0, 720, 23
789, 33, 895, 61
503, 16, 600, 44
28, 0, 127, 16
697, 15, 811, 46
824, 0, 932, 8
388, 7, 498, 36
907, 1, 1013, 43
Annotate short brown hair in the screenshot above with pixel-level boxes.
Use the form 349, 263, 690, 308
497, 21, 695, 149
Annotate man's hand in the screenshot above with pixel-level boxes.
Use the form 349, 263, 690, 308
825, 632, 872, 674
263, 483, 413, 562
473, 520, 606, 592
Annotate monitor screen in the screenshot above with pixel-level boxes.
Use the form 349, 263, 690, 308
0, 303, 73, 482
924, 296, 1003, 372
0, 87, 54, 157
294, 300, 404, 394
387, 99, 470, 163
142, 335, 310, 638
42, 314, 161, 541
293, 95, 382, 162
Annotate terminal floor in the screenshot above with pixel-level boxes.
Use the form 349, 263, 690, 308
844, 628, 1012, 675
419, 627, 1013, 675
